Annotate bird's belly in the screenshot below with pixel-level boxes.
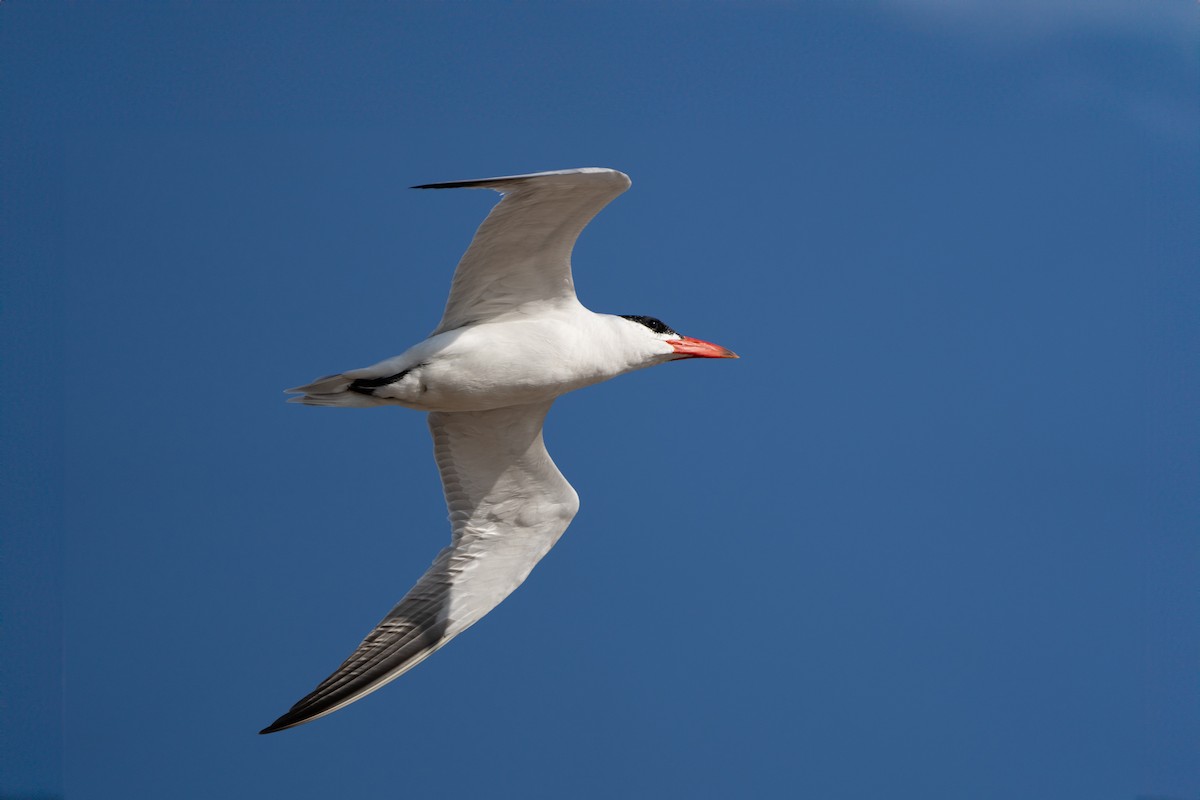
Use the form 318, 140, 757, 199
391, 345, 611, 412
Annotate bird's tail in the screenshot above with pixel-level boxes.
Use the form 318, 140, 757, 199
285, 374, 383, 407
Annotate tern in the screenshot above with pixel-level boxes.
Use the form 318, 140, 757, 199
261, 168, 736, 734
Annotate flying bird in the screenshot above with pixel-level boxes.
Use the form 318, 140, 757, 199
261, 168, 736, 734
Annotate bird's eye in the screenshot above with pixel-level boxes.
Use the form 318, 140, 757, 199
620, 315, 678, 336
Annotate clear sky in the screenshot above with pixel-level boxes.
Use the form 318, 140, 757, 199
2, 3, 1197, 798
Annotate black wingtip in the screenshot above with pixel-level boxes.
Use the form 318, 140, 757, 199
259, 716, 293, 735
410, 179, 494, 190
259, 706, 312, 734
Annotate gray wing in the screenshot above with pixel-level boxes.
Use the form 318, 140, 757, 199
417, 168, 631, 335
260, 401, 578, 733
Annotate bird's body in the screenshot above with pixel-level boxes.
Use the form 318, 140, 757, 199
263, 168, 735, 734
295, 310, 667, 412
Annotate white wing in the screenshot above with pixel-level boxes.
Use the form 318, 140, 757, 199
261, 401, 578, 733
417, 168, 631, 335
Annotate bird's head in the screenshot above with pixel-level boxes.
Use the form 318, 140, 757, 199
618, 314, 738, 364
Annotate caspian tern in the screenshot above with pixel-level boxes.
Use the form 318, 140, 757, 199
260, 167, 736, 734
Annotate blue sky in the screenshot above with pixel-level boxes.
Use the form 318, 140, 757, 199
2, 3, 1196, 798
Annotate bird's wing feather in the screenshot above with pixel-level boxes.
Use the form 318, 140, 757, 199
417, 168, 631, 335
260, 401, 577, 733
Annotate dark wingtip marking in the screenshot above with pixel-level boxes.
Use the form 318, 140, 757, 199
411, 179, 496, 190
259, 716, 292, 735
259, 706, 317, 734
